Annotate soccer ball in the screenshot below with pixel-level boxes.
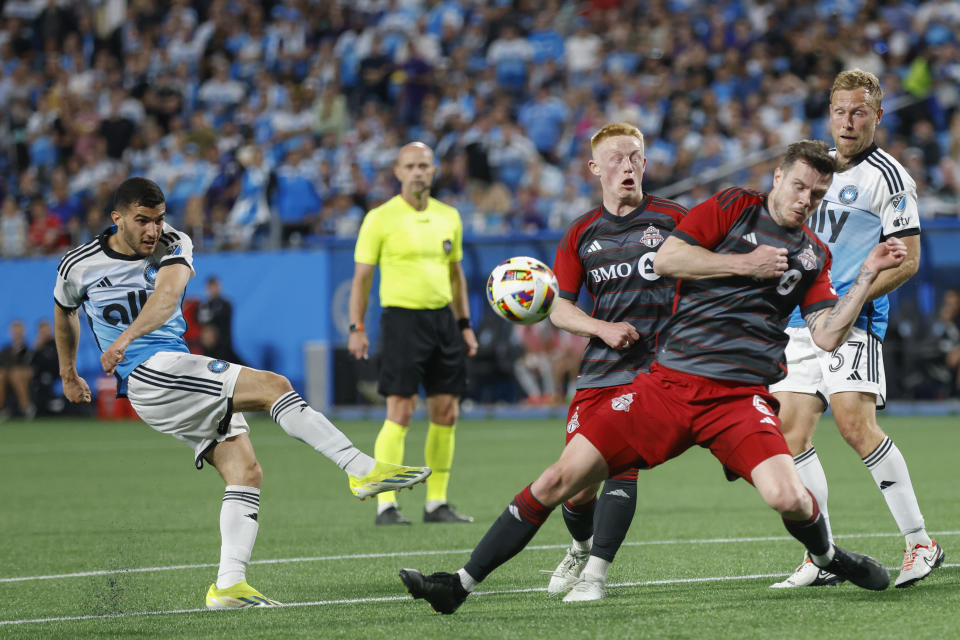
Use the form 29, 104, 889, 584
486, 256, 559, 324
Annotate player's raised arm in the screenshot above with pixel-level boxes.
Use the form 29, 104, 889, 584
805, 237, 907, 351
101, 263, 192, 374
54, 304, 91, 403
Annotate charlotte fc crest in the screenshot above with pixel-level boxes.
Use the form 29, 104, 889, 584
611, 393, 635, 412
640, 225, 664, 248
798, 246, 818, 271
839, 185, 859, 204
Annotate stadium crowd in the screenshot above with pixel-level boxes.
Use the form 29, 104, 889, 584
1, 0, 959, 258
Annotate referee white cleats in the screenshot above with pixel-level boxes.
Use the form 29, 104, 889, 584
349, 462, 431, 499
895, 540, 945, 588
770, 553, 845, 588
205, 580, 281, 609
545, 546, 589, 595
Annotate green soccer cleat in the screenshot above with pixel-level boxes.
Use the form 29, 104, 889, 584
205, 580, 282, 609
349, 462, 432, 499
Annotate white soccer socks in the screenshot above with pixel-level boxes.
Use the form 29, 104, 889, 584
270, 391, 375, 477
863, 437, 930, 544
217, 485, 260, 589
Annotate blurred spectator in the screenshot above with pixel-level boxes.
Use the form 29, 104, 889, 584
227, 145, 273, 249
26, 196, 67, 255
0, 319, 34, 420
196, 276, 244, 365
0, 195, 28, 257
30, 319, 60, 416
513, 322, 560, 405
920, 289, 960, 398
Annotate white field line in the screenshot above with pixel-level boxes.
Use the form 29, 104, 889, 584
2, 563, 958, 627
3, 529, 958, 585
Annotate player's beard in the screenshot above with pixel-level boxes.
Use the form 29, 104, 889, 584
121, 224, 155, 258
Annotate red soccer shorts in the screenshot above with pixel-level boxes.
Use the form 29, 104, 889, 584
573, 363, 791, 482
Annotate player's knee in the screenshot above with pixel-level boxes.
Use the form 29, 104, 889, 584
264, 371, 294, 399
431, 403, 458, 426
531, 465, 567, 507
835, 414, 882, 449
765, 483, 808, 515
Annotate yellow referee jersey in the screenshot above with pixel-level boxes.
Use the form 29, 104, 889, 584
354, 195, 463, 309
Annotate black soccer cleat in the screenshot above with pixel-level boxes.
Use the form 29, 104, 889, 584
375, 506, 412, 525
819, 545, 890, 591
423, 504, 474, 523
399, 568, 468, 614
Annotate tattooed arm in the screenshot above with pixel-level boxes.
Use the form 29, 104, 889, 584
805, 237, 908, 352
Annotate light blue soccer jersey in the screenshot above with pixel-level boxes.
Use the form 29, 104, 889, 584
54, 224, 195, 393
788, 144, 920, 340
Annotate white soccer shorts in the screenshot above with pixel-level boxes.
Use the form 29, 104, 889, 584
126, 351, 250, 468
769, 326, 886, 408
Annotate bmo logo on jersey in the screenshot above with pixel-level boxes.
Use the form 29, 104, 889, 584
588, 253, 660, 283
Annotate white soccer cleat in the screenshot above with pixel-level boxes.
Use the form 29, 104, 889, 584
546, 546, 589, 595
562, 572, 606, 602
895, 540, 945, 588
770, 554, 844, 588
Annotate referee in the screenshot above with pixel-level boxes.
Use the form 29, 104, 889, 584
348, 142, 478, 525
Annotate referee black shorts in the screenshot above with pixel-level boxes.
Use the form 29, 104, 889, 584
378, 306, 467, 397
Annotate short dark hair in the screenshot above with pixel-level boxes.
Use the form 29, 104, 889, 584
113, 177, 165, 211
780, 140, 837, 176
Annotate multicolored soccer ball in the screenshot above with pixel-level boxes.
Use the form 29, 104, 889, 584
486, 256, 559, 324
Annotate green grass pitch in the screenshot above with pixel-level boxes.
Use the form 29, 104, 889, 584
1, 415, 957, 639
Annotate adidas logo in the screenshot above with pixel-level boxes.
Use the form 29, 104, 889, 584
508, 504, 521, 521
847, 371, 862, 381
94, 276, 113, 288
585, 240, 603, 254
879, 480, 896, 490
605, 489, 630, 499
245, 512, 259, 522
743, 232, 757, 245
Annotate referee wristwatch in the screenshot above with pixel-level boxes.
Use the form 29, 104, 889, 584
349, 322, 365, 333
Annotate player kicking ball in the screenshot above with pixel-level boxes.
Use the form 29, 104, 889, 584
54, 177, 430, 609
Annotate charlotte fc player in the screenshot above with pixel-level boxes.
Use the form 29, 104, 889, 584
769, 70, 943, 589
400, 141, 903, 614
545, 123, 686, 601
53, 178, 431, 609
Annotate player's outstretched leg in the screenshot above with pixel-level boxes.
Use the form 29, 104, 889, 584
266, 390, 430, 499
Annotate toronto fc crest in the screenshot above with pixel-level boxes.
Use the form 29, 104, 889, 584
640, 225, 664, 248
798, 246, 818, 271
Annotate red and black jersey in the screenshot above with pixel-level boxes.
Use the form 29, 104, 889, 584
657, 187, 838, 385
553, 194, 687, 389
